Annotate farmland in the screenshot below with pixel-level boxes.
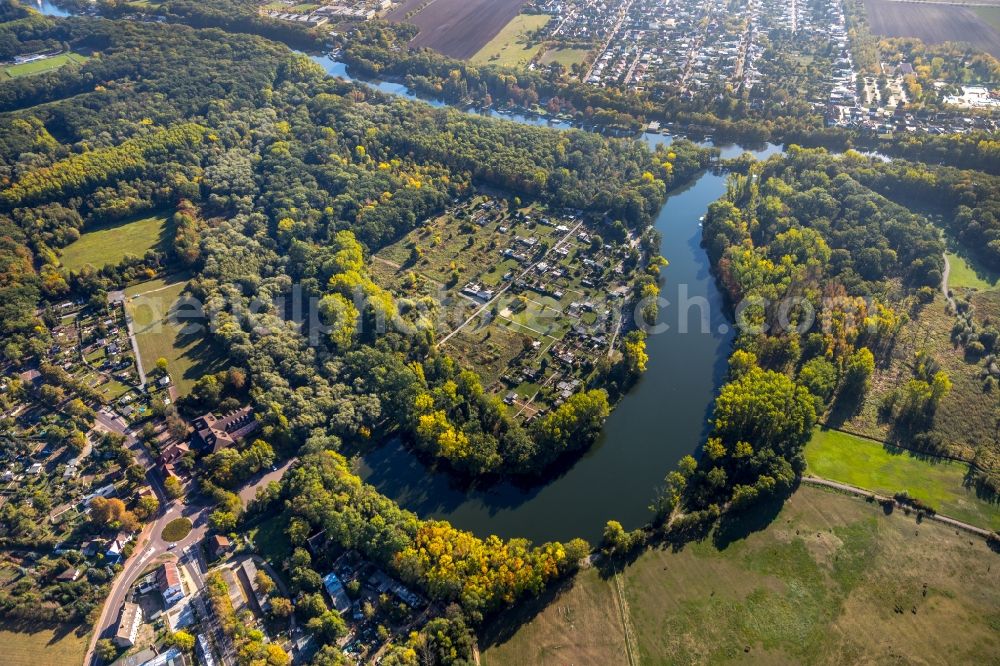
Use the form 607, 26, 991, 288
59, 212, 171, 272
2, 52, 88, 79
125, 275, 224, 396
481, 485, 1000, 665
864, 0, 1000, 57
805, 428, 1000, 530
389, 0, 529, 59
471, 13, 550, 66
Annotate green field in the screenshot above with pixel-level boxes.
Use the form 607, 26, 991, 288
3, 52, 88, 79
482, 486, 1000, 665
805, 428, 1000, 530
946, 250, 1000, 291
538, 47, 591, 69
60, 212, 171, 271
0, 623, 89, 666
126, 275, 223, 396
471, 14, 551, 67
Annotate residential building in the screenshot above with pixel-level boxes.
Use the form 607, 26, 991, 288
322, 572, 352, 613
158, 561, 184, 606
191, 407, 258, 453
115, 601, 143, 648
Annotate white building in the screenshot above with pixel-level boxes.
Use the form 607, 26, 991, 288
115, 601, 142, 647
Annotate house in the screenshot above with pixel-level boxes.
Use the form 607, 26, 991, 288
238, 559, 270, 612
27, 462, 43, 475
115, 601, 143, 647
106, 539, 124, 564
55, 566, 81, 582
191, 407, 258, 453
208, 535, 231, 560
157, 442, 189, 467
158, 561, 184, 606
322, 572, 352, 613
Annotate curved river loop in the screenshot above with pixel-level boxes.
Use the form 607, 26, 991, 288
30, 0, 787, 544
310, 56, 785, 543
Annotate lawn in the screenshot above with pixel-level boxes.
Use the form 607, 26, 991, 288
0, 623, 89, 666
538, 47, 591, 69
946, 250, 1000, 291
60, 212, 171, 272
482, 486, 1000, 665
805, 428, 1000, 530
3, 52, 88, 79
471, 14, 551, 67
161, 517, 192, 542
125, 275, 223, 396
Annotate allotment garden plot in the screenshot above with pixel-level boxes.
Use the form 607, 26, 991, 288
373, 195, 643, 420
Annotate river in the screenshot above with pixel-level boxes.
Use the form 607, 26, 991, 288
19, 6, 785, 543
309, 57, 784, 543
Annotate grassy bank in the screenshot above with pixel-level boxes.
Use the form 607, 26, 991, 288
0, 623, 89, 666
805, 428, 1000, 530
482, 486, 1000, 665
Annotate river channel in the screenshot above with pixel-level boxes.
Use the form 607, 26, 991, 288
25, 5, 787, 544
309, 56, 784, 543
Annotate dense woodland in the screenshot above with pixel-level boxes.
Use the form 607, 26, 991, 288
3, 3, 1000, 661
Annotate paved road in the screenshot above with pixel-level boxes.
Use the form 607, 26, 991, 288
84, 417, 297, 665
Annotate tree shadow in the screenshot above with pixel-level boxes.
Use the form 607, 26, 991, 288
712, 491, 789, 551
476, 574, 578, 653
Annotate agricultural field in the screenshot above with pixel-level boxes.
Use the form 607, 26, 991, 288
2, 52, 88, 79
805, 428, 1000, 530
388, 0, 530, 59
0, 624, 89, 666
482, 485, 1000, 665
372, 195, 640, 418
59, 212, 171, 272
125, 275, 223, 396
975, 6, 1000, 34
864, 0, 1000, 58
471, 14, 551, 67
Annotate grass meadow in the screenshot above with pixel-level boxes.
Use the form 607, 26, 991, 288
60, 212, 171, 271
471, 14, 551, 67
482, 486, 1000, 665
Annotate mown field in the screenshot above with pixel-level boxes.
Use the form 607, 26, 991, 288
389, 0, 529, 59
0, 623, 89, 666
2, 52, 88, 79
946, 250, 1000, 291
482, 486, 1000, 665
539, 46, 592, 69
805, 428, 1000, 530
471, 14, 550, 67
125, 275, 223, 395
865, 0, 1000, 57
60, 212, 171, 271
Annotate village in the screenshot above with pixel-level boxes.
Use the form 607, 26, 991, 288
371, 194, 649, 421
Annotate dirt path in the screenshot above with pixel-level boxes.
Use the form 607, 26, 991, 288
801, 476, 994, 538
941, 252, 956, 311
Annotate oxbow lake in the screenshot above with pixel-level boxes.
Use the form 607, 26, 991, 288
311, 56, 784, 543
